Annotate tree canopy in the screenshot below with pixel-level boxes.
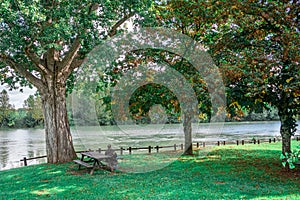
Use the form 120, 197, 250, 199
155, 0, 300, 155
0, 0, 154, 163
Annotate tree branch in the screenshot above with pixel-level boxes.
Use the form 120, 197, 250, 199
60, 56, 86, 82
58, 2, 99, 76
59, 6, 133, 81
70, 57, 85, 72
59, 37, 81, 72
46, 47, 60, 73
108, 13, 134, 37
24, 46, 50, 75
238, 4, 282, 34
0, 54, 44, 90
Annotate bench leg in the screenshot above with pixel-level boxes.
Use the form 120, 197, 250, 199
79, 155, 85, 170
90, 168, 94, 175
90, 160, 98, 175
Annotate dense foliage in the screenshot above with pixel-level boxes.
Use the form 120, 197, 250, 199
154, 0, 300, 155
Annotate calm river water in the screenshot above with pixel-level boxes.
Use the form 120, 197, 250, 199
1, 121, 299, 170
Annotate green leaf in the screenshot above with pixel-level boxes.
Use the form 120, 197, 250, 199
289, 163, 295, 169
282, 162, 286, 167
280, 154, 286, 160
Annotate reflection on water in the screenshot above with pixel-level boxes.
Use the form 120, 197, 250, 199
0, 129, 46, 170
0, 121, 299, 170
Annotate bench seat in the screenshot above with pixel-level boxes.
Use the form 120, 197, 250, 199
73, 159, 93, 169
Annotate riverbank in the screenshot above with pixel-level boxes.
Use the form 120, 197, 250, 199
1, 142, 299, 199
1, 121, 300, 171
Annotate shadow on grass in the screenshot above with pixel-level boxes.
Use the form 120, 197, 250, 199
0, 146, 299, 199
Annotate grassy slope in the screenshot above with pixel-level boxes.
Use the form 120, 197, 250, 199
1, 142, 299, 200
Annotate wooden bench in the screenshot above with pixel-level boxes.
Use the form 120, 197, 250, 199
73, 159, 93, 169
74, 151, 118, 174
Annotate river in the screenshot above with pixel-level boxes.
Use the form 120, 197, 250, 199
1, 121, 299, 170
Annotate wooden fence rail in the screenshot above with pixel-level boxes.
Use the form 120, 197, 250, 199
20, 135, 300, 167
20, 150, 89, 167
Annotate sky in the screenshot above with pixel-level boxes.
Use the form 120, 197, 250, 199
0, 84, 36, 109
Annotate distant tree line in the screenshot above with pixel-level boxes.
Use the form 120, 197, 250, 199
70, 86, 284, 127
1, 87, 288, 129
0, 89, 44, 128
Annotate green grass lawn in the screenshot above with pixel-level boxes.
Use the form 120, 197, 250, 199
1, 141, 299, 200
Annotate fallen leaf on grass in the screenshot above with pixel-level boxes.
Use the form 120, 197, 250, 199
214, 181, 225, 184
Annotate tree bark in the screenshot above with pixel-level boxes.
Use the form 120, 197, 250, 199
40, 78, 76, 163
281, 130, 291, 155
278, 108, 292, 155
183, 113, 193, 155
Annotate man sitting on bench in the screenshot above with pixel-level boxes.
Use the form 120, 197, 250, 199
105, 144, 118, 171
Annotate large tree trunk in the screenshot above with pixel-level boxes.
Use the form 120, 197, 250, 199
278, 107, 292, 155
183, 113, 193, 155
40, 80, 76, 163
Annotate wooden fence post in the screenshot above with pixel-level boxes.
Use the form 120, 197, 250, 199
258, 139, 260, 144
156, 146, 159, 153
223, 141, 226, 145
98, 148, 101, 153
203, 142, 205, 147
269, 138, 272, 143
197, 142, 199, 148
148, 146, 152, 154
217, 141, 220, 146
242, 140, 244, 145
129, 147, 132, 155
120, 147, 123, 155
174, 144, 177, 151
181, 144, 183, 150
273, 138, 276, 143
23, 157, 27, 166
236, 140, 239, 146
253, 139, 256, 144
